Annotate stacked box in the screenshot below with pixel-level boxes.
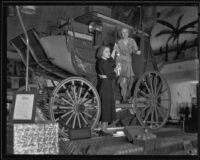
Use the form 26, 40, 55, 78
123, 126, 145, 142
97, 143, 144, 155
132, 133, 157, 152
68, 128, 91, 140
59, 136, 127, 155
113, 144, 144, 155
154, 138, 161, 150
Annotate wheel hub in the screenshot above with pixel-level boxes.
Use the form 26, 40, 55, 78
75, 104, 85, 113
151, 95, 157, 106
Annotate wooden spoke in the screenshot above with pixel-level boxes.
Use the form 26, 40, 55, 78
60, 97, 74, 106
153, 74, 158, 94
82, 98, 92, 104
79, 112, 88, 125
72, 113, 77, 128
55, 110, 73, 121
71, 80, 75, 86
144, 106, 152, 122
60, 127, 65, 132
85, 106, 98, 110
82, 111, 92, 118
55, 118, 59, 122
157, 88, 168, 97
65, 112, 75, 126
52, 105, 73, 110
147, 74, 154, 95
138, 90, 150, 98
60, 110, 74, 119
78, 82, 84, 102
79, 91, 89, 103
72, 85, 77, 103
137, 98, 150, 105
77, 113, 81, 128
66, 90, 75, 104
62, 85, 66, 89
156, 82, 162, 95
143, 80, 152, 95
141, 104, 151, 114
154, 105, 159, 123
71, 80, 77, 103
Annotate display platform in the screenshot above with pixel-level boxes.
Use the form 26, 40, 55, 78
6, 124, 197, 155
59, 126, 197, 155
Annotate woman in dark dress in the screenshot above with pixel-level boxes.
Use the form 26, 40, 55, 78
96, 45, 121, 134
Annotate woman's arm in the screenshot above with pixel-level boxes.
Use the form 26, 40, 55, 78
131, 38, 141, 55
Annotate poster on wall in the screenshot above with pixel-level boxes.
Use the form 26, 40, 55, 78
10, 92, 37, 123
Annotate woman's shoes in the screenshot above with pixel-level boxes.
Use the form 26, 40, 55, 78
98, 130, 113, 136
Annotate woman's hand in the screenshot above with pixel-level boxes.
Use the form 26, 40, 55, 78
111, 49, 116, 59
136, 50, 141, 55
99, 74, 107, 79
111, 49, 120, 59
114, 63, 121, 76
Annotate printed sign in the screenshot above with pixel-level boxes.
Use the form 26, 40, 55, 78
10, 92, 36, 123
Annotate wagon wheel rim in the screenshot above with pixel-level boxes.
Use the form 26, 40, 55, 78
134, 71, 171, 130
49, 77, 101, 137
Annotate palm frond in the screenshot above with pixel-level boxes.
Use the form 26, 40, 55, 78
176, 14, 184, 29
157, 19, 175, 30
180, 30, 198, 34
179, 20, 198, 32
155, 29, 172, 37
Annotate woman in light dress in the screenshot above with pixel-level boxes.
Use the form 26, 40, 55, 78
115, 27, 141, 103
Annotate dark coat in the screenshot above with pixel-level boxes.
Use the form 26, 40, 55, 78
96, 58, 116, 123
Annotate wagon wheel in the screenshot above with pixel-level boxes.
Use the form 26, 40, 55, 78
134, 71, 171, 130
49, 77, 101, 137
17, 84, 51, 121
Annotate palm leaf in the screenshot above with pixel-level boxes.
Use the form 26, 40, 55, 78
179, 20, 198, 32
155, 29, 172, 37
176, 14, 184, 29
180, 30, 198, 34
157, 19, 175, 30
